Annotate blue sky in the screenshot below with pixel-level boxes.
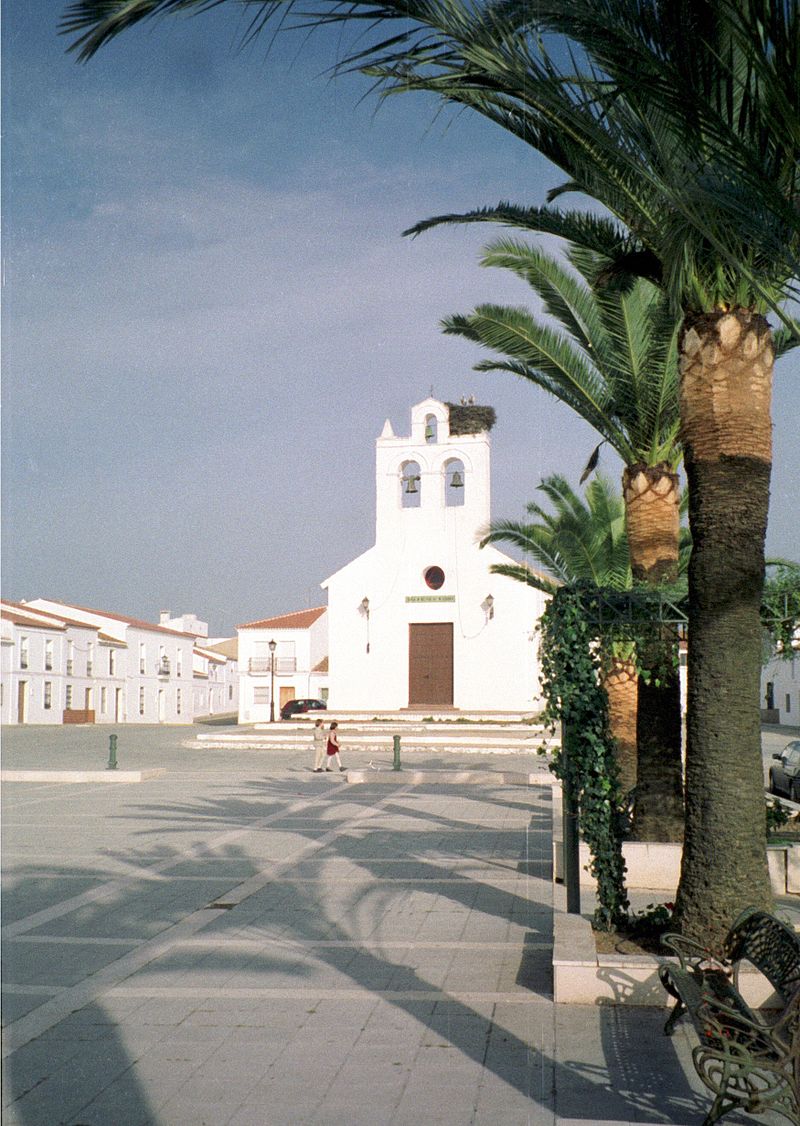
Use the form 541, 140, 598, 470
3, 2, 798, 635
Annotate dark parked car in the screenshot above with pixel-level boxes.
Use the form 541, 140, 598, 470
280, 698, 328, 720
768, 739, 800, 803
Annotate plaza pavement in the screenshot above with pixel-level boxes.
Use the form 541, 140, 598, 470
1, 724, 794, 1126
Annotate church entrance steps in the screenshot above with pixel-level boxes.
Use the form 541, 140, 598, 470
346, 768, 554, 785
191, 721, 559, 755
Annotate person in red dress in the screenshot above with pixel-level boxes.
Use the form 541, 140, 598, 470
326, 721, 345, 772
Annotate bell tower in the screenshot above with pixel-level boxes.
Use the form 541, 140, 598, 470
374, 397, 494, 545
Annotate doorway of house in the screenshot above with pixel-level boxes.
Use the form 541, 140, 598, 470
280, 686, 296, 709
408, 623, 454, 706
17, 680, 28, 724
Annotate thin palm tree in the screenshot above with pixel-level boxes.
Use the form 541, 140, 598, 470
446, 236, 685, 837
483, 473, 641, 793
63, 0, 800, 945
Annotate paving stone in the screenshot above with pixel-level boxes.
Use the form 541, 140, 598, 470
3, 725, 745, 1126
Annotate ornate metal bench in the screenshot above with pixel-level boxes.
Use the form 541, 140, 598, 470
658, 908, 800, 1125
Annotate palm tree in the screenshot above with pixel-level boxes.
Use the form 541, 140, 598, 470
445, 235, 685, 837
483, 473, 641, 793
63, 0, 800, 946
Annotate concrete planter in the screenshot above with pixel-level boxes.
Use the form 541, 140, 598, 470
553, 837, 799, 895
553, 911, 784, 1008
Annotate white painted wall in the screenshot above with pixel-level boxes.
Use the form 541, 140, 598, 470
1, 615, 66, 725
237, 611, 328, 723
323, 399, 547, 713
26, 600, 196, 724
762, 651, 800, 727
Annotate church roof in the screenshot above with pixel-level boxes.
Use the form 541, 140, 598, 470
237, 606, 327, 631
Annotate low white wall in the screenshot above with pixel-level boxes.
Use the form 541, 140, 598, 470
553, 837, 798, 895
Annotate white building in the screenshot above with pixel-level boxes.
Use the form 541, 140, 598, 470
3, 598, 239, 726
237, 607, 328, 723
1, 600, 127, 725
193, 644, 238, 717
24, 600, 197, 724
204, 636, 240, 716
762, 651, 800, 727
2, 603, 68, 725
157, 610, 239, 718
322, 398, 547, 713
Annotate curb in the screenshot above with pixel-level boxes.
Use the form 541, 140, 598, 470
0, 769, 167, 784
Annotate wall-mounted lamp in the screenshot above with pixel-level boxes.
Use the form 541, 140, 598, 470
360, 597, 371, 653
484, 594, 495, 620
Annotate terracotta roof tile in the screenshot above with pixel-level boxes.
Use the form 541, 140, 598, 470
1, 606, 67, 631
237, 606, 327, 631
3, 600, 97, 632
28, 599, 190, 638
205, 637, 238, 660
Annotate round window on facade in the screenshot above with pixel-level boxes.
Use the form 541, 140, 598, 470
424, 566, 445, 591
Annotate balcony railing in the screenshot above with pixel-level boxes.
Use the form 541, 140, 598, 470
248, 657, 297, 674
157, 659, 171, 677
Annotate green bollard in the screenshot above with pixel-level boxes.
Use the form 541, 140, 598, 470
107, 733, 118, 771
392, 734, 402, 771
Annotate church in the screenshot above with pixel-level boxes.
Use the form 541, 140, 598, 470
322, 397, 547, 713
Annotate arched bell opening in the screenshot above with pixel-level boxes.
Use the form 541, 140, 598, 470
400, 460, 422, 508
444, 458, 465, 507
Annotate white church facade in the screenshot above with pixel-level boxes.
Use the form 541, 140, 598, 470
322, 398, 547, 713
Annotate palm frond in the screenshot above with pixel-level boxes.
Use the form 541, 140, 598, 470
482, 472, 633, 593
63, 0, 800, 324
486, 561, 561, 595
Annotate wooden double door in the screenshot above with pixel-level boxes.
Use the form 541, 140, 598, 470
408, 623, 453, 707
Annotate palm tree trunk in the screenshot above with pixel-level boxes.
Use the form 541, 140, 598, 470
623, 462, 684, 841
623, 463, 680, 583
601, 654, 638, 795
673, 309, 773, 949
632, 639, 684, 841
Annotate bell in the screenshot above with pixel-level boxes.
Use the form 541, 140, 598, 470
450, 470, 464, 489
404, 476, 419, 494
425, 424, 435, 442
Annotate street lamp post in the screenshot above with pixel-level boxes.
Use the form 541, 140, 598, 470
269, 638, 277, 723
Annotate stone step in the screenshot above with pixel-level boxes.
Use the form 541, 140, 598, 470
192, 724, 559, 755
255, 720, 544, 736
